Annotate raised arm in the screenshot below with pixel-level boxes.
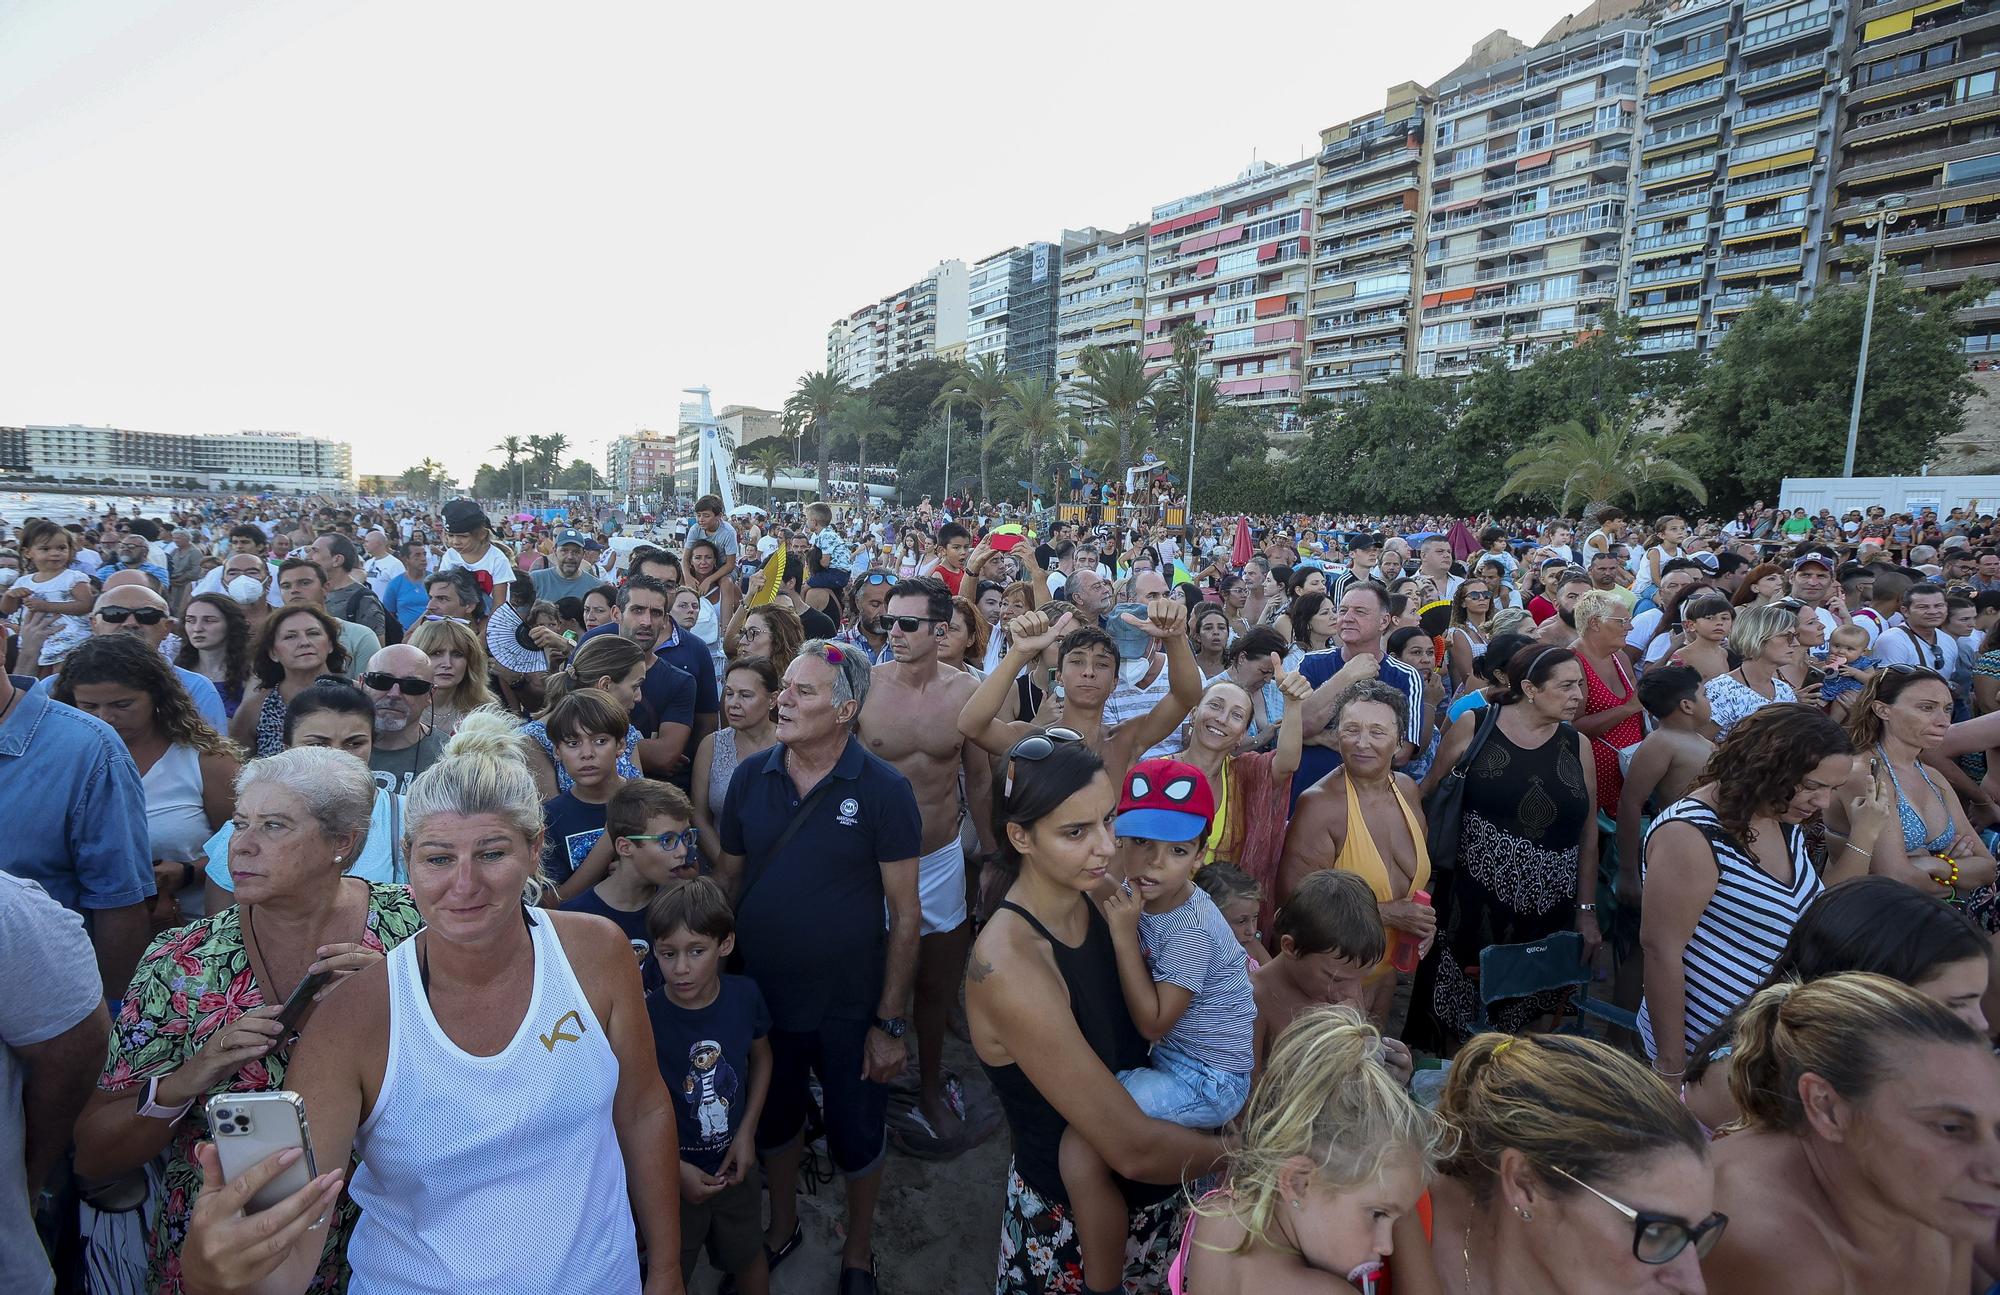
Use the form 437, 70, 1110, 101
960, 610, 1073, 755
1270, 667, 1312, 780
1111, 598, 1199, 757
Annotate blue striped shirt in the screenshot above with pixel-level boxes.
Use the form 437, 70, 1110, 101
1138, 886, 1256, 1074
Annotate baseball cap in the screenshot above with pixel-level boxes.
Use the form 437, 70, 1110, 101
441, 500, 491, 535
1792, 551, 1835, 572
1115, 759, 1216, 843
555, 528, 587, 548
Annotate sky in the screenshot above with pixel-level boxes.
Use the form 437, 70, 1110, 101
0, 0, 1594, 481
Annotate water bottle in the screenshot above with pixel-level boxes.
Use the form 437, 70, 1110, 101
1391, 889, 1432, 974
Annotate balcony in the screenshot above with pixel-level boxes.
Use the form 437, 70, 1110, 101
1630, 260, 1707, 287
1424, 248, 1622, 287
1318, 146, 1423, 185
1718, 244, 1807, 273
1714, 282, 1801, 310
1435, 44, 1638, 115
1318, 204, 1415, 243
1736, 90, 1824, 130
1638, 187, 1713, 218
1318, 173, 1418, 212
1647, 77, 1726, 116
1654, 46, 1725, 76
1738, 51, 1831, 91
1721, 208, 1809, 238
1629, 297, 1703, 319
1740, 11, 1834, 52
1844, 88, 2000, 150
1638, 153, 1718, 185
1310, 308, 1409, 338
1642, 115, 1722, 151
1636, 330, 1699, 351
1632, 224, 1711, 255
1725, 167, 1815, 202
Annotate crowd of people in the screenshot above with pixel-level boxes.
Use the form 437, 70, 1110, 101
9, 488, 2000, 1295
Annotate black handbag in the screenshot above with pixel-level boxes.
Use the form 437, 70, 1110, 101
1422, 704, 1502, 875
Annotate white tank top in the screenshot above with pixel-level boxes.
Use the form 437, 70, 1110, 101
143, 743, 210, 864
346, 906, 639, 1294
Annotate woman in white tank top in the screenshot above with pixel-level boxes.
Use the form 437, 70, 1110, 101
177, 709, 684, 1295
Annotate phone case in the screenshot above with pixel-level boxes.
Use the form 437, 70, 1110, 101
207, 1091, 318, 1213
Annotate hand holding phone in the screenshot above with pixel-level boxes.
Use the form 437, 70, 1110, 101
207, 1092, 318, 1213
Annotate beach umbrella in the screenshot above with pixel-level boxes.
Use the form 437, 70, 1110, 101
1447, 519, 1479, 560
1170, 560, 1196, 588
1231, 517, 1253, 568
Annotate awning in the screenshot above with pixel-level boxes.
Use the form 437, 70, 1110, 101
1256, 294, 1290, 316
1728, 147, 1816, 178
1516, 149, 1554, 171
1647, 58, 1726, 96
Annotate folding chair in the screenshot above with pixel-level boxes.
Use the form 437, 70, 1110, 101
1474, 929, 1637, 1036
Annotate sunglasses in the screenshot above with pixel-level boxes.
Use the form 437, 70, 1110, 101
1464, 590, 1492, 600
96, 606, 167, 625
361, 672, 434, 696
423, 614, 471, 625
860, 572, 896, 586
888, 615, 940, 633
1546, 1165, 1727, 1265
1003, 727, 1085, 800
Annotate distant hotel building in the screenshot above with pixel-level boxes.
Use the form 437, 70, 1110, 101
1308, 83, 1431, 401
826, 261, 968, 389
1056, 223, 1150, 392
606, 431, 676, 496
967, 243, 1064, 382
1144, 158, 1317, 409
0, 425, 352, 492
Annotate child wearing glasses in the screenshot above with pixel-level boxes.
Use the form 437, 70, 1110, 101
562, 779, 695, 986
1063, 758, 1256, 1295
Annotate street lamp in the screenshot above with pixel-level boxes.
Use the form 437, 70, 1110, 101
1843, 193, 1908, 478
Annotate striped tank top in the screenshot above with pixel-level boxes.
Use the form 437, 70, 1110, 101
345, 906, 639, 1293
1637, 797, 1820, 1064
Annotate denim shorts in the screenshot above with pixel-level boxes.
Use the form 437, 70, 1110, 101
1117, 1045, 1251, 1129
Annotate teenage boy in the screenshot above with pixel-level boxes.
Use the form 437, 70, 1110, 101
646, 878, 773, 1295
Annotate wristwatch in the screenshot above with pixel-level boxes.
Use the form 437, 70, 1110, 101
137, 1075, 195, 1121
872, 1015, 909, 1039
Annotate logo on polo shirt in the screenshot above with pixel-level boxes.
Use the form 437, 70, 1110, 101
838, 797, 860, 827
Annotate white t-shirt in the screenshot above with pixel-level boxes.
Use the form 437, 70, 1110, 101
1875, 624, 1961, 682
439, 544, 514, 603
363, 555, 404, 599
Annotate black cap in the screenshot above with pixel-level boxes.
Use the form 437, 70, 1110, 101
442, 500, 491, 535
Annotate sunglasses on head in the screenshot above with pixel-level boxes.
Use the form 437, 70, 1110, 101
860, 572, 896, 586
1003, 727, 1085, 800
96, 606, 167, 625
1546, 1165, 1727, 1265
361, 672, 434, 696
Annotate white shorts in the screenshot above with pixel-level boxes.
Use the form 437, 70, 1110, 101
918, 837, 969, 936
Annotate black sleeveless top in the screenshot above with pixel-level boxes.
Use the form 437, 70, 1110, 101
980, 898, 1167, 1207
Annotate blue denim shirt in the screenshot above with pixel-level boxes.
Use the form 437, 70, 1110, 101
0, 675, 152, 913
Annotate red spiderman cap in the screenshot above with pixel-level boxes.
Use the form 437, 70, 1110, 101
1115, 758, 1216, 843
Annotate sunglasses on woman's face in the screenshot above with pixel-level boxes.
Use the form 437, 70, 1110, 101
1003, 727, 1085, 800
1546, 1165, 1727, 1265
361, 672, 434, 696
96, 606, 167, 625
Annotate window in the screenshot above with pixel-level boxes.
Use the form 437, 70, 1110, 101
1561, 81, 1597, 109
1511, 218, 1547, 243
1543, 272, 1580, 299
1540, 305, 1576, 330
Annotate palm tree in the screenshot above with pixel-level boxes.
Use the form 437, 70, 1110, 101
1497, 414, 1708, 520
492, 435, 526, 504
1075, 344, 1157, 489
748, 443, 789, 509
938, 354, 1008, 504
994, 377, 1079, 510
831, 394, 898, 510
783, 370, 850, 500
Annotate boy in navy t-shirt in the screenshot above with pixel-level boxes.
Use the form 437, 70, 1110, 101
645, 877, 772, 1290
562, 780, 695, 990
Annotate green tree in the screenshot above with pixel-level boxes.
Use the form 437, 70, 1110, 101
472, 463, 511, 499
782, 370, 850, 499
1678, 274, 1983, 510
1497, 414, 1707, 519
937, 355, 1008, 504
555, 458, 602, 492
492, 436, 527, 502
1289, 376, 1462, 513
397, 458, 452, 501
994, 377, 1079, 509
863, 359, 955, 441
831, 394, 899, 508
1075, 344, 1157, 488
748, 443, 789, 508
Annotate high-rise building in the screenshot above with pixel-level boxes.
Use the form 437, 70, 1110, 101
606, 431, 676, 496
1144, 158, 1318, 410
1620, 0, 1847, 357
965, 243, 1063, 382
1419, 15, 1647, 379
1830, 0, 2000, 355
672, 404, 782, 499
825, 261, 968, 389
1056, 223, 1150, 393
1307, 83, 1432, 402
1, 425, 352, 491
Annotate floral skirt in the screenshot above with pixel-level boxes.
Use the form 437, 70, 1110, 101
995, 1160, 1186, 1294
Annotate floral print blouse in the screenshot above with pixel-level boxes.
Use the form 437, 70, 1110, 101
99, 881, 424, 1295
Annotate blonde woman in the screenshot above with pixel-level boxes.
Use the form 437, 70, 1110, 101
1703, 602, 1800, 740
407, 617, 493, 737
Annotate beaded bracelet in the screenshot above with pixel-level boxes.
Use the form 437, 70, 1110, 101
1935, 853, 1960, 891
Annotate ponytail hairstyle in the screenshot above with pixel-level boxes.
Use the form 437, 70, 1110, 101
1439, 1032, 1703, 1203
541, 634, 649, 716
1200, 1006, 1449, 1255
404, 706, 547, 895
1727, 971, 1984, 1134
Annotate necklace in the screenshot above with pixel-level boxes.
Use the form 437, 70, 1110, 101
1462, 1215, 1474, 1292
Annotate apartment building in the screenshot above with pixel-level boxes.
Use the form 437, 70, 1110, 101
2, 425, 352, 491
1307, 83, 1432, 402
965, 243, 1063, 382
606, 431, 675, 495
1143, 158, 1318, 410
1830, 0, 2000, 354
825, 261, 969, 389
1419, 15, 1648, 379
1055, 222, 1150, 393
1620, 0, 1846, 356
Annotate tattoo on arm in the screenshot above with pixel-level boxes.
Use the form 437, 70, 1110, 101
968, 956, 996, 984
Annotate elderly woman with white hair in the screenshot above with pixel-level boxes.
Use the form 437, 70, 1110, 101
73, 747, 422, 1295
1571, 588, 1645, 814
1704, 602, 1801, 741
176, 707, 685, 1295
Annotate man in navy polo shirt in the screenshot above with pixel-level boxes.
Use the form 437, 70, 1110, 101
579, 573, 719, 748
1288, 581, 1425, 807
579, 576, 696, 779
717, 639, 920, 1295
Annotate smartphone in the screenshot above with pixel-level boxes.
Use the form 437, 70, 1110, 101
275, 970, 334, 1034
207, 1091, 318, 1213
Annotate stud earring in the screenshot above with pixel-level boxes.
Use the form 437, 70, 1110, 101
1517, 1207, 1532, 1222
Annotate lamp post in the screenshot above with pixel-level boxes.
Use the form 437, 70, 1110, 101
943, 400, 953, 509
1843, 193, 1908, 478
1185, 376, 1199, 527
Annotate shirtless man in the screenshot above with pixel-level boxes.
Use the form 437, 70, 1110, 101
858, 576, 994, 1150
1277, 680, 1434, 1025
957, 599, 1200, 791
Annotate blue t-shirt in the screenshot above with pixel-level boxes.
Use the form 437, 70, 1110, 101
1289, 648, 1427, 808
1137, 886, 1256, 1075
720, 736, 923, 1029
647, 976, 770, 1173
561, 886, 662, 991
1, 677, 152, 914
382, 573, 432, 632
1446, 689, 1491, 725
541, 790, 609, 887
580, 622, 715, 720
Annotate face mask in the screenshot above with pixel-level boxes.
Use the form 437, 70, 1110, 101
1119, 657, 1151, 687
227, 574, 265, 603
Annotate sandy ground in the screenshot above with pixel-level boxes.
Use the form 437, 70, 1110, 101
692, 1033, 1012, 1295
